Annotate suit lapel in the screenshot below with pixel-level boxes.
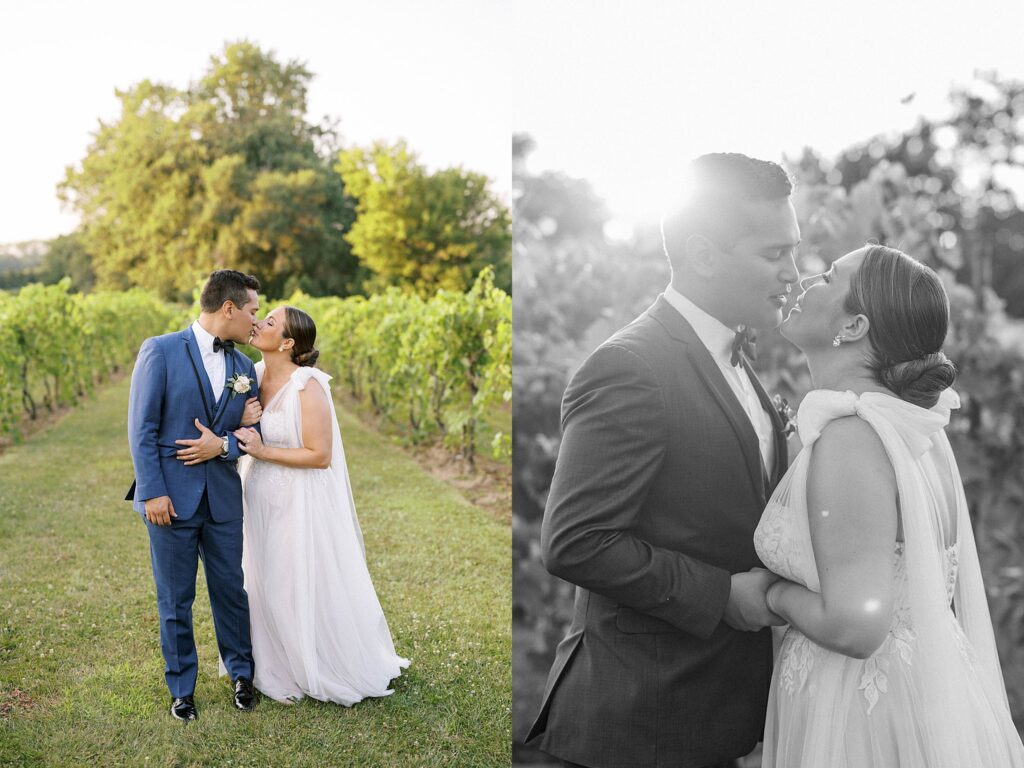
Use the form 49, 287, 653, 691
688, 346, 767, 502
650, 297, 766, 502
183, 328, 215, 425
742, 359, 789, 488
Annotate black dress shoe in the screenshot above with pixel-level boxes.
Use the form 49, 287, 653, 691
170, 695, 197, 722
233, 677, 256, 711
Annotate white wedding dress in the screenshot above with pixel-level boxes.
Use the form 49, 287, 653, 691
754, 388, 1024, 767
238, 362, 409, 704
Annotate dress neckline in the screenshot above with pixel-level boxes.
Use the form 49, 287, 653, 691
257, 361, 301, 414
262, 378, 293, 414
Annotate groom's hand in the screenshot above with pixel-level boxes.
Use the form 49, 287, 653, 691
144, 495, 177, 526
175, 418, 223, 466
723, 568, 786, 631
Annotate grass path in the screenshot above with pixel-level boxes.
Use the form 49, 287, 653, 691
0, 375, 510, 767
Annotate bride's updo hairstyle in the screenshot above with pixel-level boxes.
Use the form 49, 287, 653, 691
282, 306, 320, 368
844, 245, 956, 409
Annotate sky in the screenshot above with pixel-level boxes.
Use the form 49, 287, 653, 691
0, 0, 510, 244
513, 0, 1024, 234
6, 2, 1024, 246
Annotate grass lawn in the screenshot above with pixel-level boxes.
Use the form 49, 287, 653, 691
0, 375, 510, 767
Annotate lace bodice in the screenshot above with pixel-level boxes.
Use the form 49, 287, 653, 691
755, 498, 961, 605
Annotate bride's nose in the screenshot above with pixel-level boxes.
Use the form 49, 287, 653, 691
800, 273, 824, 291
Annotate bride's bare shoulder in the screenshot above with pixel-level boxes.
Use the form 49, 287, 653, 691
808, 416, 897, 508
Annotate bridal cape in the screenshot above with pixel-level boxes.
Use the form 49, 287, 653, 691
238, 362, 409, 704
754, 388, 1024, 767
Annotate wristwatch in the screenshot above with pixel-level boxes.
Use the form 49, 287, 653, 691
220, 435, 230, 457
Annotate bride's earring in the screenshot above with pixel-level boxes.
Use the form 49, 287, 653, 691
832, 334, 844, 347
278, 344, 285, 352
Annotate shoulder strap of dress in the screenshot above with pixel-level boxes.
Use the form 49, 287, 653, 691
292, 367, 333, 391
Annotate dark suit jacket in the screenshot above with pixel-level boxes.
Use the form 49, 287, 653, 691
126, 327, 259, 522
526, 296, 789, 768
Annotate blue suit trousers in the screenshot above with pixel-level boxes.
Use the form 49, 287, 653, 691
145, 491, 254, 697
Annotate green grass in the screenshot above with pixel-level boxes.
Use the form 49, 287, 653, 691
0, 376, 510, 767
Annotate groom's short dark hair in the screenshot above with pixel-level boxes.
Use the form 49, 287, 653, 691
200, 270, 261, 313
662, 153, 793, 260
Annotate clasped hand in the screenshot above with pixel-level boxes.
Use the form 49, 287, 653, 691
723, 567, 788, 632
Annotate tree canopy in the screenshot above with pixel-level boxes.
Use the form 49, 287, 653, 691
60, 41, 360, 300
337, 140, 511, 297
57, 41, 509, 301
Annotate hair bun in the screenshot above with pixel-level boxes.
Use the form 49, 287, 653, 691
292, 347, 320, 368
878, 351, 957, 409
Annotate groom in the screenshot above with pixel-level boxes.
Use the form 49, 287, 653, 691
526, 153, 801, 767
126, 269, 262, 722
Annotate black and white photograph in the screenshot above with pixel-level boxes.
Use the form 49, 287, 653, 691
513, 2, 1024, 766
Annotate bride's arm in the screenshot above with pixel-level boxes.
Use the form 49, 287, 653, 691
765, 416, 898, 659
233, 382, 333, 469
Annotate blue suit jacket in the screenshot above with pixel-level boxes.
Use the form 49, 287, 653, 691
126, 327, 259, 522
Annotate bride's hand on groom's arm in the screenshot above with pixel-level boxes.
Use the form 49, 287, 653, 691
723, 568, 787, 631
233, 427, 265, 459
239, 397, 262, 427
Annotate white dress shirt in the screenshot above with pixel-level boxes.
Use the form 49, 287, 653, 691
662, 285, 775, 478
191, 320, 227, 403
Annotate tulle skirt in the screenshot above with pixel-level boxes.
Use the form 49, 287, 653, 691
763, 621, 1024, 768
240, 457, 409, 705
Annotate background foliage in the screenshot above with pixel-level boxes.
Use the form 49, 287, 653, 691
0, 272, 511, 471
0, 282, 177, 438
339, 142, 511, 297
287, 267, 512, 466
0, 41, 511, 302
512, 74, 1024, 760
0, 40, 512, 469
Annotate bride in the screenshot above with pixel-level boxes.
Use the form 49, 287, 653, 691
231, 305, 409, 705
753, 245, 1024, 766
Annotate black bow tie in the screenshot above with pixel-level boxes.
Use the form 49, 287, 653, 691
213, 337, 235, 354
730, 326, 757, 367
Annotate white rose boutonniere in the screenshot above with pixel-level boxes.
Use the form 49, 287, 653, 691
226, 373, 252, 399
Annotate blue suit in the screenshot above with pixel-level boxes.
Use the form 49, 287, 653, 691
126, 326, 258, 697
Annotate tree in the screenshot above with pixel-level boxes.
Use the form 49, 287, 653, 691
337, 140, 510, 296
37, 232, 96, 292
792, 72, 1024, 316
60, 41, 359, 300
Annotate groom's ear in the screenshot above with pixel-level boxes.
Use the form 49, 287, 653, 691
683, 234, 717, 278
841, 313, 870, 343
